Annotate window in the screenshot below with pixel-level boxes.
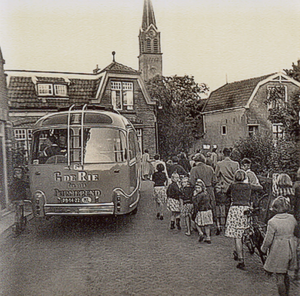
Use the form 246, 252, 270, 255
37, 83, 68, 97
14, 128, 32, 163
136, 128, 143, 152
267, 85, 287, 110
128, 131, 137, 160
111, 81, 134, 110
248, 125, 259, 137
272, 123, 284, 140
54, 84, 67, 96
38, 84, 53, 95
154, 39, 158, 52
221, 125, 227, 135
84, 128, 126, 163
147, 39, 151, 52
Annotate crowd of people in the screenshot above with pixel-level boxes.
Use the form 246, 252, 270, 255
142, 148, 300, 295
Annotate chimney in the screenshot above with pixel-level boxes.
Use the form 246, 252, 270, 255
93, 64, 100, 74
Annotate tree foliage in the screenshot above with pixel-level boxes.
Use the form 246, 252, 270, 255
285, 61, 300, 82
265, 85, 300, 141
233, 133, 298, 180
146, 75, 209, 159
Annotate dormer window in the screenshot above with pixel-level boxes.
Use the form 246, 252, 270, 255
111, 81, 134, 111
54, 84, 67, 96
38, 84, 53, 96
37, 83, 68, 97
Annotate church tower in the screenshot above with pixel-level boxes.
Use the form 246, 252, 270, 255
138, 0, 163, 81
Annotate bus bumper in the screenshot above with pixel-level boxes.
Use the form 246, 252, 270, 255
43, 203, 115, 216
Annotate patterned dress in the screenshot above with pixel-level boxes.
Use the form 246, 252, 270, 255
224, 205, 249, 238
152, 171, 168, 204
181, 186, 194, 217
225, 182, 252, 239
193, 192, 213, 227
166, 182, 182, 212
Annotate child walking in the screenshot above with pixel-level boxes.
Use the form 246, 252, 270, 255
192, 179, 213, 244
261, 196, 297, 296
152, 163, 168, 220
167, 172, 182, 230
180, 177, 194, 236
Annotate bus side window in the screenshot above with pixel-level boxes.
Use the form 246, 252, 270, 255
115, 131, 127, 162
128, 131, 136, 160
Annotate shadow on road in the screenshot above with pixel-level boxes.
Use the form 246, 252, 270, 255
30, 213, 138, 239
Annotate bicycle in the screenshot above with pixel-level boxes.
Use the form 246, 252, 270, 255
12, 200, 32, 234
242, 206, 267, 264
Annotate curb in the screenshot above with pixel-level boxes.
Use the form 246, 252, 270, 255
0, 209, 34, 237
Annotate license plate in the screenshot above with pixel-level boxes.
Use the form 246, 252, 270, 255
60, 197, 81, 204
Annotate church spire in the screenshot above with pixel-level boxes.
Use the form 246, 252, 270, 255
141, 0, 157, 31
138, 0, 163, 81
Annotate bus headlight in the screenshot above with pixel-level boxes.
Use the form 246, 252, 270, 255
33, 191, 46, 217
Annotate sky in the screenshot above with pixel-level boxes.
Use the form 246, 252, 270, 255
0, 0, 300, 93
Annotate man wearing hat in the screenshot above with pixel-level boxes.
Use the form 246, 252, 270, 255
189, 153, 217, 222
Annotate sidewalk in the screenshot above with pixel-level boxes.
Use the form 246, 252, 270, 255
0, 204, 33, 236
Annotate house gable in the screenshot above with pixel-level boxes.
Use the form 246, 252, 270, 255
245, 72, 300, 108
197, 72, 300, 153
204, 72, 300, 114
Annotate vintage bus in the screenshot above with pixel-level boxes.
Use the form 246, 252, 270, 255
29, 105, 141, 218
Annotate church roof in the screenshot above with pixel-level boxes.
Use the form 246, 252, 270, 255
203, 74, 275, 113
141, 0, 157, 31
100, 61, 140, 75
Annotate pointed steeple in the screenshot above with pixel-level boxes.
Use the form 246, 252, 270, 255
141, 0, 157, 31
0, 47, 5, 66
139, 0, 163, 81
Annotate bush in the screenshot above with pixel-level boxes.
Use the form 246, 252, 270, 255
233, 133, 298, 180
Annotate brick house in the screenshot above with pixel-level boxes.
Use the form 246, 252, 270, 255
7, 58, 157, 163
198, 72, 300, 152
6, 0, 162, 164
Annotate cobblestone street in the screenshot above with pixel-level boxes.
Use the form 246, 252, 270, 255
0, 180, 298, 296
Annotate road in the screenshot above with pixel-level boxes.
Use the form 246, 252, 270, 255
0, 181, 298, 296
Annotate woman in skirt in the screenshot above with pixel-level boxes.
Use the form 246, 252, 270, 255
193, 179, 213, 244
167, 172, 183, 230
180, 177, 194, 236
152, 163, 168, 220
225, 169, 254, 269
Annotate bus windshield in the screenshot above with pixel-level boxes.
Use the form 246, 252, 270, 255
84, 128, 127, 163
31, 128, 127, 164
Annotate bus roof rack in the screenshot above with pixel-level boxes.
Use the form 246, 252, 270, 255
57, 104, 118, 113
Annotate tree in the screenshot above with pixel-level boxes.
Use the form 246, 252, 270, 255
233, 133, 298, 180
285, 60, 300, 82
284, 62, 300, 166
146, 75, 209, 160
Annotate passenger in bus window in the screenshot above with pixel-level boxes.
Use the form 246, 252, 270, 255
39, 136, 62, 163
58, 134, 67, 155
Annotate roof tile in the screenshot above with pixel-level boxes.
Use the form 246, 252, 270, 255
204, 74, 274, 112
